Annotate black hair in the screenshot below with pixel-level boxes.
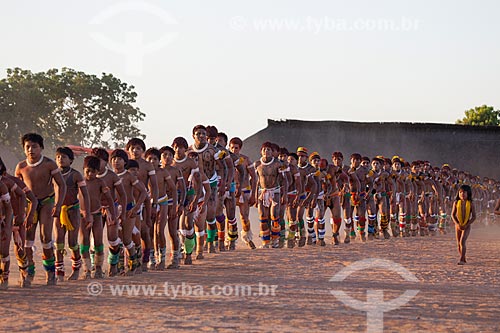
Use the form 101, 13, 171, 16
125, 138, 146, 152
456, 184, 472, 201
145, 147, 161, 160
83, 155, 101, 171
21, 133, 44, 149
192, 125, 206, 135
91, 147, 109, 162
229, 137, 243, 148
56, 147, 75, 161
159, 146, 175, 156
172, 137, 188, 149
206, 125, 218, 138
110, 149, 129, 163
217, 132, 228, 144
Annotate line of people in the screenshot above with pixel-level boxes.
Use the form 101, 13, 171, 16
0, 126, 499, 289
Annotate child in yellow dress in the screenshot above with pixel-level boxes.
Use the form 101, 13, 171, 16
451, 185, 476, 265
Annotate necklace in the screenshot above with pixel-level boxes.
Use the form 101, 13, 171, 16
192, 143, 208, 153
175, 156, 187, 163
116, 170, 127, 177
260, 157, 274, 166
97, 167, 108, 179
61, 168, 72, 177
26, 155, 44, 167
298, 162, 309, 169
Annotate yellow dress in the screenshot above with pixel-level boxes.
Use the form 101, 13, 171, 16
456, 200, 471, 227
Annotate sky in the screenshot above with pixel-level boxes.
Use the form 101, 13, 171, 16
1, 0, 499, 148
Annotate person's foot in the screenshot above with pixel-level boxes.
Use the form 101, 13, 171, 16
367, 233, 374, 241
247, 240, 256, 249
208, 243, 217, 254
306, 236, 313, 245
81, 270, 92, 280
419, 228, 426, 236
0, 279, 8, 290
271, 239, 280, 248
286, 239, 295, 249
56, 272, 65, 283
68, 269, 80, 281
19, 278, 30, 288
457, 260, 466, 265
147, 260, 156, 270
184, 254, 193, 265
218, 241, 226, 252
93, 267, 104, 279
155, 261, 165, 271
332, 234, 340, 245
383, 229, 391, 239
195, 253, 204, 260
228, 240, 236, 251
278, 239, 285, 248
317, 239, 326, 247
166, 255, 180, 269
135, 262, 142, 274
141, 263, 148, 272
360, 233, 367, 242
108, 264, 118, 277
344, 233, 351, 244
26, 272, 35, 284
46, 271, 57, 286
298, 237, 306, 247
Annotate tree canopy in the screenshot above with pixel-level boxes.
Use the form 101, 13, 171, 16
0, 67, 145, 150
456, 105, 499, 126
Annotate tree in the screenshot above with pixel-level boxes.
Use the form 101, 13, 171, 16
0, 67, 145, 150
456, 105, 499, 126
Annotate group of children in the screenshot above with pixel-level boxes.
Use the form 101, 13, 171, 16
0, 127, 498, 288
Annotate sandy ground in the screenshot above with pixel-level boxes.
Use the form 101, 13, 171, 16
1, 214, 500, 333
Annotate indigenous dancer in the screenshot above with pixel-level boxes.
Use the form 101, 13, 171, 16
215, 132, 239, 250
327, 153, 347, 245
80, 156, 115, 279
252, 142, 287, 248
0, 157, 36, 288
308, 153, 328, 246
160, 146, 185, 268
284, 153, 303, 248
390, 157, 407, 237
451, 184, 476, 265
229, 137, 257, 249
189, 125, 226, 253
187, 151, 211, 259
126, 138, 159, 272
54, 147, 92, 281
206, 126, 235, 252
15, 133, 67, 285
145, 148, 177, 268
110, 149, 147, 274
296, 147, 317, 247
91, 148, 127, 275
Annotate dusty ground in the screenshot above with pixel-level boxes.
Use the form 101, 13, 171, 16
1, 218, 499, 333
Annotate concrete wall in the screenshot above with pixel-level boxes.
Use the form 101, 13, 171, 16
242, 119, 500, 179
